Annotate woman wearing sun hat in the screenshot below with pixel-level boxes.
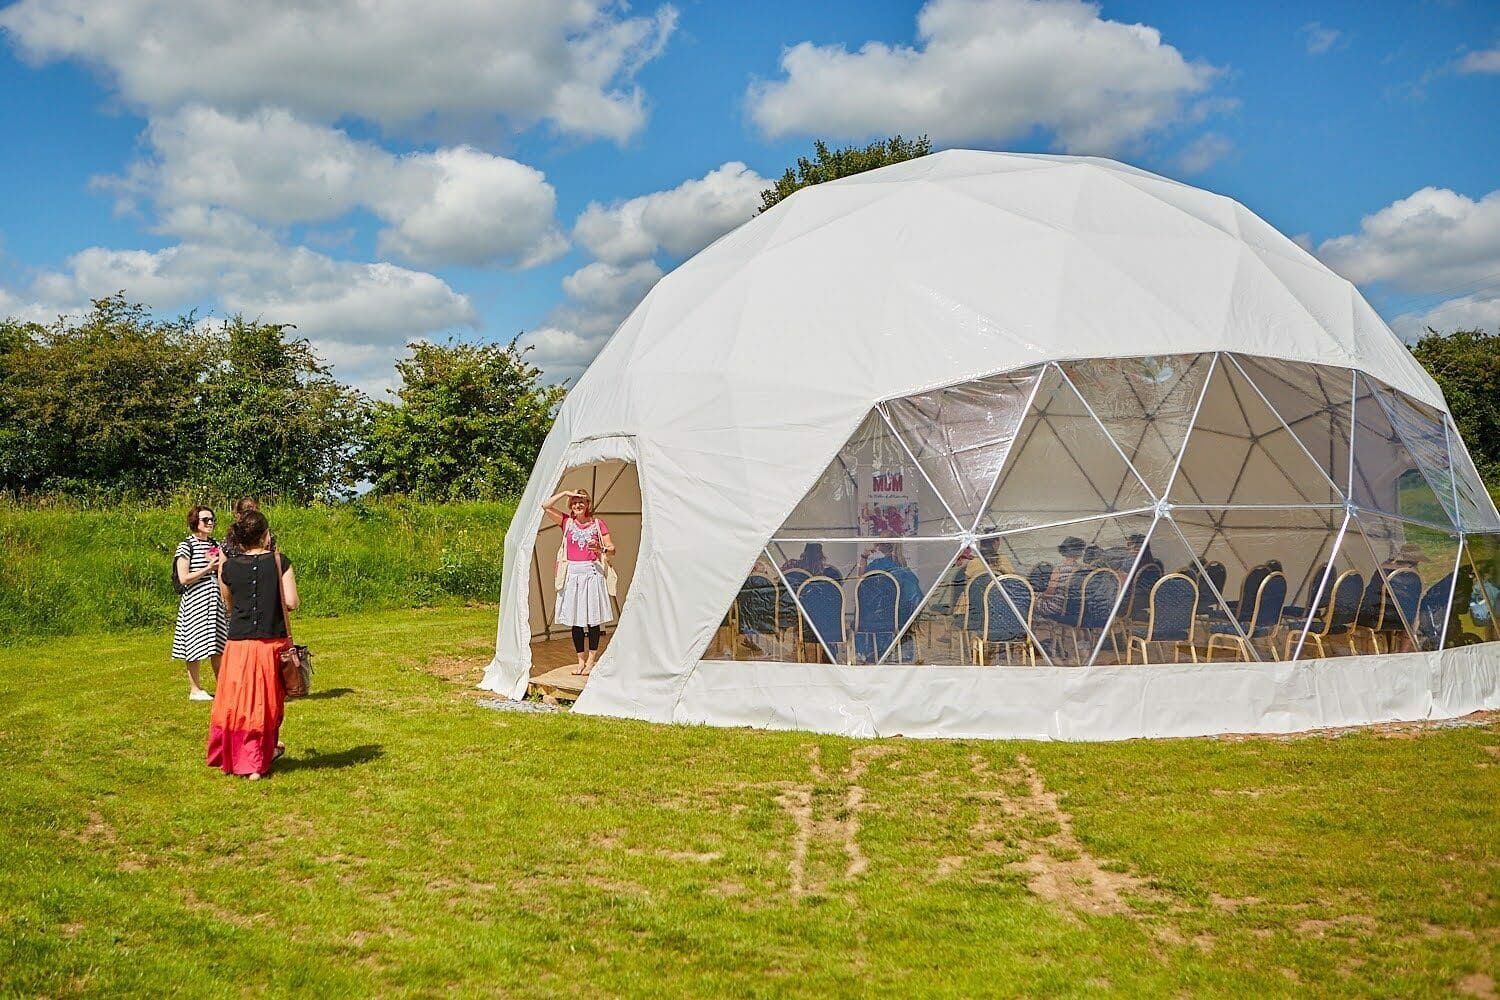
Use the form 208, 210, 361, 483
542, 488, 616, 675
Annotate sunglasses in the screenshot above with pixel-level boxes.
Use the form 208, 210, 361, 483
199, 516, 216, 523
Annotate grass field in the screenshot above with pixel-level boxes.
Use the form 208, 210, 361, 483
0, 500, 515, 644
1, 607, 1496, 997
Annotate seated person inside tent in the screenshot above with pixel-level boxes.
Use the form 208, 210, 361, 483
1038, 536, 1087, 620
931, 539, 1014, 617
1104, 533, 1153, 572
781, 542, 843, 581
858, 542, 922, 622
930, 546, 977, 615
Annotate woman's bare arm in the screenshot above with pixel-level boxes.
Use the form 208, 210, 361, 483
178, 553, 220, 585
281, 567, 300, 612
541, 490, 573, 527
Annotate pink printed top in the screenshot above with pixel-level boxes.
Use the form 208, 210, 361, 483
562, 516, 609, 562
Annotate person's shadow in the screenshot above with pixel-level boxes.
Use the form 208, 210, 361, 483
302, 687, 354, 700
277, 744, 383, 772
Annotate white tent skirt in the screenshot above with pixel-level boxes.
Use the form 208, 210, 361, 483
556, 562, 614, 627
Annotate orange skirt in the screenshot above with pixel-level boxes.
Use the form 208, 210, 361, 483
206, 638, 287, 776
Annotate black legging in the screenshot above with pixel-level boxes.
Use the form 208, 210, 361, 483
571, 625, 602, 653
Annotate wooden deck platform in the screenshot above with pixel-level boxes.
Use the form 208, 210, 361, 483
525, 632, 612, 702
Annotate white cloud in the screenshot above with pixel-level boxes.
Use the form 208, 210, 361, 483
1318, 186, 1500, 340
573, 162, 768, 265
1317, 186, 1500, 292
746, 0, 1219, 154
1457, 45, 1500, 74
0, 0, 678, 143
9, 216, 478, 387
1299, 22, 1341, 56
372, 146, 569, 269
107, 106, 568, 269
522, 163, 768, 379
1391, 291, 1500, 340
561, 260, 665, 314
1175, 132, 1232, 174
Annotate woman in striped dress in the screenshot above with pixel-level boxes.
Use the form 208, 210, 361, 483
173, 505, 227, 701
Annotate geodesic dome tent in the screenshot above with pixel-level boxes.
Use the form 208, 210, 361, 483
481, 150, 1500, 739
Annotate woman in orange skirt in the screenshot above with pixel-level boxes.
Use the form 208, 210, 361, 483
208, 509, 299, 780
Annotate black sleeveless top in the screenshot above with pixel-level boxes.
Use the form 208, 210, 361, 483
220, 551, 294, 640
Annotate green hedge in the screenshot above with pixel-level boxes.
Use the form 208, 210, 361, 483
0, 499, 515, 644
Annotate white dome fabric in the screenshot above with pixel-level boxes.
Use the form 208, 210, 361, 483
481, 150, 1499, 739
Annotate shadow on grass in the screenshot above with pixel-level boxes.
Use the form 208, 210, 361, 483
277, 744, 384, 772
302, 687, 354, 700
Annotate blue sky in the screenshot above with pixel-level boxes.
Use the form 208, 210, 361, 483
1, 0, 1497, 393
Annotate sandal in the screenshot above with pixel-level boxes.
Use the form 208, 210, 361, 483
273, 745, 286, 762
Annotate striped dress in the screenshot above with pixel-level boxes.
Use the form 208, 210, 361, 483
172, 536, 227, 661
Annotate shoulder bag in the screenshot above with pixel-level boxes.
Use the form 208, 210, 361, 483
274, 550, 313, 697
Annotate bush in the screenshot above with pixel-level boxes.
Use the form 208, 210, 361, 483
0, 499, 515, 644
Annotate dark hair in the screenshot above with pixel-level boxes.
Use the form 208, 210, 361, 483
800, 543, 826, 566
186, 505, 215, 531
228, 509, 270, 550
233, 496, 261, 520
1084, 544, 1103, 565
1059, 536, 1086, 558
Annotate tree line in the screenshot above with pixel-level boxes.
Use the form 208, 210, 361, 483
1, 135, 1495, 505
0, 293, 562, 503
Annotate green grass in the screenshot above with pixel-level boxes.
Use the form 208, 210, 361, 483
1, 607, 1495, 997
0, 500, 514, 644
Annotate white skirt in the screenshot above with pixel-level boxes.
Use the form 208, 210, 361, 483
556, 560, 615, 627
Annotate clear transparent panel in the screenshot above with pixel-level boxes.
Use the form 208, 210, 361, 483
1350, 375, 1454, 529
1286, 537, 1369, 662
712, 550, 794, 662
775, 409, 963, 539
1452, 534, 1500, 646
1163, 507, 1340, 660
978, 513, 1154, 666
883, 368, 1042, 532
977, 366, 1153, 533
1368, 378, 1459, 529
1171, 355, 1340, 505
1058, 353, 1213, 499
1345, 512, 1458, 654
766, 539, 958, 664
1446, 427, 1500, 532
1231, 354, 1353, 501
889, 551, 1046, 666
1097, 514, 1182, 665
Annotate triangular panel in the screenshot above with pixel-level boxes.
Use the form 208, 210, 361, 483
975, 513, 1155, 666
977, 366, 1153, 533
1368, 378, 1459, 529
1232, 353, 1353, 501
1350, 375, 1454, 529
1445, 424, 1500, 532
773, 409, 964, 539
878, 543, 1046, 665
1060, 353, 1213, 498
1345, 512, 1459, 653
1170, 353, 1341, 505
883, 367, 1042, 533
1454, 534, 1500, 646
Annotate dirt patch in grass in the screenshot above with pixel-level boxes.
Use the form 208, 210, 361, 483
1458, 972, 1497, 999
179, 889, 267, 929
419, 655, 490, 692
1213, 710, 1497, 743
971, 753, 1162, 918
775, 744, 894, 899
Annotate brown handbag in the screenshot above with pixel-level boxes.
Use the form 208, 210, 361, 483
274, 550, 313, 697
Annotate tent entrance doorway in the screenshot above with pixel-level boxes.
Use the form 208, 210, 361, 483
527, 458, 641, 697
